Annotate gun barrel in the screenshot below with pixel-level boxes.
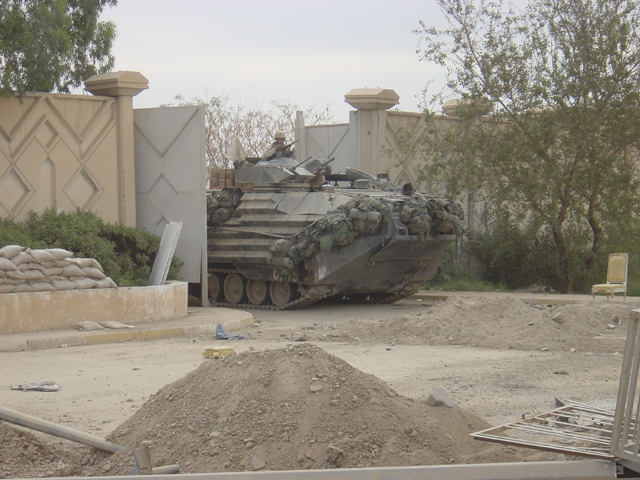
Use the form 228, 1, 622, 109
296, 156, 313, 167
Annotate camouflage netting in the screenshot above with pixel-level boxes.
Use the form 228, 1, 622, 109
207, 187, 243, 226
401, 196, 466, 236
0, 245, 117, 294
344, 195, 391, 234
401, 196, 432, 235
268, 194, 462, 279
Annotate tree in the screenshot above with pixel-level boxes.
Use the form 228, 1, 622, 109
416, 0, 640, 293
167, 94, 335, 177
0, 0, 117, 96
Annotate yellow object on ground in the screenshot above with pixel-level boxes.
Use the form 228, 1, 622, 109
202, 346, 237, 359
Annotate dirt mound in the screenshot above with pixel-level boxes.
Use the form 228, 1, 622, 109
79, 344, 547, 475
0, 422, 82, 479
304, 296, 632, 353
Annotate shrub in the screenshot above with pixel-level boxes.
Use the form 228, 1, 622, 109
1, 209, 183, 287
424, 244, 505, 292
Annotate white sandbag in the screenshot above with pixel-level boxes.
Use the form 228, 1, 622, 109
0, 284, 16, 293
18, 262, 44, 271
22, 269, 45, 281
95, 277, 118, 289
82, 266, 106, 279
42, 267, 64, 277
13, 283, 33, 293
45, 248, 73, 260
0, 277, 23, 285
77, 321, 104, 331
0, 258, 18, 271
0, 245, 24, 259
62, 264, 85, 277
39, 261, 57, 268
55, 259, 70, 267
31, 281, 55, 292
5, 270, 24, 280
73, 277, 97, 289
51, 279, 78, 291
99, 321, 135, 329
11, 251, 33, 266
68, 257, 103, 271
26, 249, 56, 264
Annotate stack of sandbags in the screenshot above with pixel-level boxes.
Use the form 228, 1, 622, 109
0, 245, 117, 294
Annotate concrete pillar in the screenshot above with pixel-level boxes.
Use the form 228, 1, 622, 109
344, 88, 399, 175
84, 71, 149, 227
295, 110, 306, 162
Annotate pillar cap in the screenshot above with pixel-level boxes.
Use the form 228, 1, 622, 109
84, 71, 149, 97
345, 88, 399, 110
442, 98, 492, 116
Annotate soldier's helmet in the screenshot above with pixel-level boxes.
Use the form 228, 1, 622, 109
274, 131, 286, 140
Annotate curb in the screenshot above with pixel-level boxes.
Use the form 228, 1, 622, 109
413, 292, 581, 306
1, 311, 255, 353
412, 290, 640, 306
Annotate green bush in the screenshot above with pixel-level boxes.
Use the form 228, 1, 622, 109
1, 209, 183, 287
424, 244, 505, 292
460, 210, 640, 294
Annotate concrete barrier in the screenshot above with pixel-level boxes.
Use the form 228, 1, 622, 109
0, 281, 187, 335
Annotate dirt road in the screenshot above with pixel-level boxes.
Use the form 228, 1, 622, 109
0, 296, 628, 435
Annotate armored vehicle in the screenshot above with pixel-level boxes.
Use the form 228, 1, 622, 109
207, 157, 464, 309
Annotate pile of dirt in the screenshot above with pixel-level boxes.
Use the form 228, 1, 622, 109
303, 296, 633, 353
0, 422, 83, 479
77, 344, 548, 475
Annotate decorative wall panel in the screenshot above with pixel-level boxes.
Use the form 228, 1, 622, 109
0, 94, 118, 222
133, 106, 206, 287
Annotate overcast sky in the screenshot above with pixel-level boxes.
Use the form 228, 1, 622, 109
100, 0, 448, 120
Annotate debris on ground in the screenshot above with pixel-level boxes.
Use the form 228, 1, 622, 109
11, 381, 60, 392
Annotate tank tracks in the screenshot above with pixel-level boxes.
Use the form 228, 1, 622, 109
210, 285, 333, 311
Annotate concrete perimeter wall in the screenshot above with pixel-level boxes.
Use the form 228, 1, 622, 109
0, 281, 187, 335
0, 72, 149, 227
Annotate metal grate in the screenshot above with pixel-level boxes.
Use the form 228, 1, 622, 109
474, 308, 640, 468
610, 309, 640, 462
472, 399, 617, 460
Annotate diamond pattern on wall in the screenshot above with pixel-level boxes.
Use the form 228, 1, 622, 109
0, 150, 10, 176
64, 169, 103, 210
0, 168, 32, 215
148, 176, 178, 213
0, 95, 116, 222
36, 120, 59, 149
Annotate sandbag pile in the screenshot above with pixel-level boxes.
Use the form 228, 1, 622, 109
268, 193, 465, 279
269, 195, 392, 279
0, 245, 117, 295
207, 187, 243, 226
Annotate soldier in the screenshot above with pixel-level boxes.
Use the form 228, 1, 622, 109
262, 131, 294, 161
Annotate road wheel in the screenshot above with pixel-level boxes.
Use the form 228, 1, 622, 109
223, 273, 246, 304
269, 281, 294, 307
246, 279, 269, 305
208, 271, 222, 302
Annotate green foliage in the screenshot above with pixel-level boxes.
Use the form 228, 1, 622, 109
459, 209, 640, 294
416, 0, 640, 292
628, 277, 640, 297
425, 245, 505, 292
0, 209, 183, 287
0, 0, 117, 96
0, 217, 44, 249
